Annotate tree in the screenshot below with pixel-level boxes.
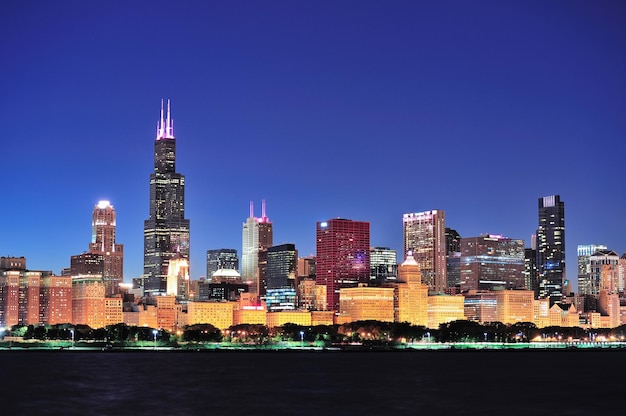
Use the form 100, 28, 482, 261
182, 324, 222, 342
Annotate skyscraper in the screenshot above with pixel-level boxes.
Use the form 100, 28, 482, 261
369, 247, 397, 284
267, 244, 298, 290
403, 210, 447, 293
89, 200, 124, 296
459, 234, 525, 291
316, 218, 370, 312
206, 249, 239, 281
241, 200, 273, 297
536, 195, 565, 305
143, 100, 190, 295
577, 244, 608, 295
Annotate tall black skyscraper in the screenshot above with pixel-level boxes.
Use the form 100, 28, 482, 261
143, 100, 190, 295
267, 244, 297, 290
536, 195, 565, 305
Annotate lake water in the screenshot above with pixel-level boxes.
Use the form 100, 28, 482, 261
1, 349, 623, 415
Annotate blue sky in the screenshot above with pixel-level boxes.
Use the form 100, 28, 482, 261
2, 1, 625, 291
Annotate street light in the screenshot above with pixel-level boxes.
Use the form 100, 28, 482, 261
70, 329, 75, 349
152, 329, 158, 350
484, 332, 487, 342
300, 331, 304, 348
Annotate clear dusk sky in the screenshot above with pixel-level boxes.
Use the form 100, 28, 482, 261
2, 1, 625, 291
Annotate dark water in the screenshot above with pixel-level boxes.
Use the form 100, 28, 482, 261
1, 349, 623, 415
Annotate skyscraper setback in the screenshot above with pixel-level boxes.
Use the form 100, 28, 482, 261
143, 100, 190, 295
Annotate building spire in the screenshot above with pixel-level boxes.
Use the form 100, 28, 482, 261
156, 99, 174, 140
262, 199, 267, 219
166, 99, 172, 138
250, 201, 254, 218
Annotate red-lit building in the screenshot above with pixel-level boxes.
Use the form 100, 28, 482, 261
316, 218, 370, 312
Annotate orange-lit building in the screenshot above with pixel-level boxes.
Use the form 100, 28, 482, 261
72, 275, 106, 329
598, 290, 620, 328
394, 253, 429, 326
297, 278, 317, 310
139, 304, 158, 328
311, 310, 335, 326
104, 297, 123, 326
40, 275, 72, 325
427, 293, 465, 329
266, 311, 312, 328
550, 303, 579, 327
495, 290, 534, 324
187, 301, 235, 329
339, 285, 394, 323
156, 295, 177, 331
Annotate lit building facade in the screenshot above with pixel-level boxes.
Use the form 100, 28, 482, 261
40, 275, 72, 325
206, 249, 239, 281
495, 290, 534, 324
297, 278, 317, 310
266, 311, 312, 328
394, 253, 429, 326
89, 201, 124, 296
370, 247, 397, 284
316, 218, 370, 312
72, 276, 106, 329
403, 210, 447, 293
297, 256, 316, 279
463, 291, 498, 324
241, 200, 273, 297
265, 288, 297, 312
187, 301, 235, 329
0, 258, 44, 327
577, 244, 608, 295
104, 297, 123, 327
427, 294, 465, 329
589, 249, 620, 295
166, 255, 190, 300
339, 285, 394, 323
267, 244, 297, 290
144, 100, 190, 295
536, 195, 565, 305
459, 234, 525, 291
524, 248, 538, 293
156, 295, 177, 331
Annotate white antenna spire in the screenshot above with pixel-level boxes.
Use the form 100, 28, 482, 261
166, 99, 172, 138
262, 199, 266, 219
158, 99, 165, 139
249, 201, 254, 218
156, 99, 175, 139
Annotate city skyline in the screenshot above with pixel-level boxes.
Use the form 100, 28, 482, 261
2, 2, 625, 291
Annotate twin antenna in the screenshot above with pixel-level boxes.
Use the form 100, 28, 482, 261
156, 99, 174, 140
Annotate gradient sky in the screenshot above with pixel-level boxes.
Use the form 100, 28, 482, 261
2, 1, 625, 291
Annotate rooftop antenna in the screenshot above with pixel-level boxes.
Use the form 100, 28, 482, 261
166, 99, 173, 138
249, 201, 254, 218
